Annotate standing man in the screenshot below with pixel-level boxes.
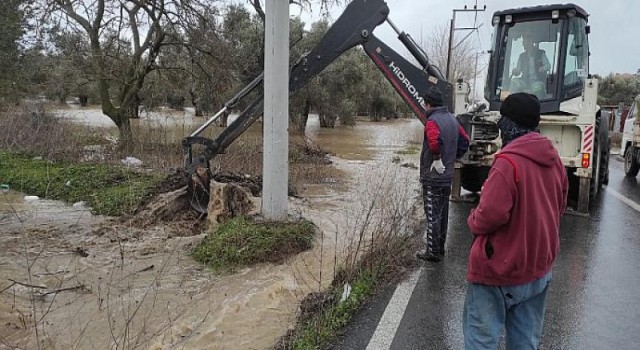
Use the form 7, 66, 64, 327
417, 86, 469, 262
463, 93, 568, 349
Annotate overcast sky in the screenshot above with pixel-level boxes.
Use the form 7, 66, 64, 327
291, 0, 640, 76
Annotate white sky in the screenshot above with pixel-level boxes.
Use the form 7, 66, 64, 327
289, 0, 640, 76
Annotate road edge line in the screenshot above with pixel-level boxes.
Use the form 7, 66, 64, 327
366, 267, 423, 350
606, 187, 640, 213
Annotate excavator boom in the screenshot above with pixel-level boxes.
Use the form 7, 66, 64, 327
183, 0, 451, 212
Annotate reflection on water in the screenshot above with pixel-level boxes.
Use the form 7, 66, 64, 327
51, 107, 423, 161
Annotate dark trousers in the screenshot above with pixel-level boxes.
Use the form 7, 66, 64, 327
422, 184, 451, 255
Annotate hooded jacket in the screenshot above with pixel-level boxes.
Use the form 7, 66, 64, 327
467, 132, 568, 286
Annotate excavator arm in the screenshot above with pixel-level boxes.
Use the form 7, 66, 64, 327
183, 0, 452, 212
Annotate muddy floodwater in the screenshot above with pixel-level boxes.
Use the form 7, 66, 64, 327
0, 107, 424, 349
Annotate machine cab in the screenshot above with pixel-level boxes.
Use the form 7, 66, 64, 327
485, 4, 590, 114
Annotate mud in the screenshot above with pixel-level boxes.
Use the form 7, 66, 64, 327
0, 111, 424, 349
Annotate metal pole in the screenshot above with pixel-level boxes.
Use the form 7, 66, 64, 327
190, 107, 228, 137
262, 0, 289, 220
473, 52, 479, 100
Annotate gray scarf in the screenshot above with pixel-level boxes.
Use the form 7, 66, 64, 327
497, 117, 535, 146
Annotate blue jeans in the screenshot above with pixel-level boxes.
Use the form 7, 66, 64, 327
463, 271, 552, 350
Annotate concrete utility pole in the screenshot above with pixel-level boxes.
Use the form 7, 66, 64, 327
445, 3, 486, 83
262, 0, 290, 220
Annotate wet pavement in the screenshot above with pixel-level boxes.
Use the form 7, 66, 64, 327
334, 156, 640, 349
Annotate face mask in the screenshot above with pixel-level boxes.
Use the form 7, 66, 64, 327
498, 116, 532, 146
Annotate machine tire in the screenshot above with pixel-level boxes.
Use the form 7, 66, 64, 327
590, 113, 610, 200
602, 138, 610, 185
461, 166, 491, 193
589, 122, 602, 200
624, 146, 640, 177
567, 168, 579, 206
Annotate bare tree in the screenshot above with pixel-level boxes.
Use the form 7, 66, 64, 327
421, 24, 483, 84
248, 0, 345, 22
38, 0, 209, 144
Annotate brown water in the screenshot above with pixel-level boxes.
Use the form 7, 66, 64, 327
0, 108, 424, 349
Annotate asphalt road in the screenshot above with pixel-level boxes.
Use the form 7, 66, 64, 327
334, 155, 640, 350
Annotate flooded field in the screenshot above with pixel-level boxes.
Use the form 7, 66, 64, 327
0, 107, 424, 349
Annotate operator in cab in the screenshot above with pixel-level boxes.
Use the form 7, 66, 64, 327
510, 36, 551, 99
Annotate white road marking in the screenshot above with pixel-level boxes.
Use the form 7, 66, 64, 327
366, 267, 423, 350
606, 187, 640, 213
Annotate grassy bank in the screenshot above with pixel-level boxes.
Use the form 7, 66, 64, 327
0, 152, 162, 216
276, 233, 421, 350
192, 216, 317, 272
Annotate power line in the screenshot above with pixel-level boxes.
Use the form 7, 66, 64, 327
445, 3, 486, 82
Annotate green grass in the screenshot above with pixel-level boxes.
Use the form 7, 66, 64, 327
192, 216, 316, 272
394, 144, 420, 155
0, 152, 163, 216
291, 268, 379, 349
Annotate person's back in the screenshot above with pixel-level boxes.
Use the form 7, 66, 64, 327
463, 93, 568, 350
466, 132, 567, 285
420, 106, 461, 186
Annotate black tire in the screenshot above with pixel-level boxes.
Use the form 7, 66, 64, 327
590, 113, 610, 200
600, 112, 611, 186
601, 138, 610, 185
567, 168, 579, 206
461, 166, 491, 193
589, 120, 602, 200
624, 146, 640, 177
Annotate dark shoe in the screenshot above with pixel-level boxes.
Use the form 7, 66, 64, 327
417, 251, 441, 262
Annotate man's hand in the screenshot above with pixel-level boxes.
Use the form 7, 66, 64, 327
430, 158, 446, 174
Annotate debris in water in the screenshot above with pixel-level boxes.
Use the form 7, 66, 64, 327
401, 162, 418, 169
121, 156, 143, 167
340, 282, 352, 302
74, 247, 89, 257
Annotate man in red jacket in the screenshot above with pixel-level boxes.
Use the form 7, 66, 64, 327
463, 93, 568, 350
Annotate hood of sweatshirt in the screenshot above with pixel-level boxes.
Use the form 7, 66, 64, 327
499, 132, 558, 168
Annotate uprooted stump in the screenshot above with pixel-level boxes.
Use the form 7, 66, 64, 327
207, 180, 258, 229
121, 186, 196, 227
120, 172, 259, 230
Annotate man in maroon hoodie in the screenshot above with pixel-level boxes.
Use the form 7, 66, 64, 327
463, 93, 568, 350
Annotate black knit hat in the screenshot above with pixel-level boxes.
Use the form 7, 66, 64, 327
500, 93, 541, 129
423, 86, 444, 107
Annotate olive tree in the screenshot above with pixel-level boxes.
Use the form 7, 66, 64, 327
597, 73, 640, 106
37, 0, 213, 143
0, 0, 27, 105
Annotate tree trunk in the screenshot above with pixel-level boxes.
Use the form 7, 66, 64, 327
189, 89, 203, 116
294, 99, 311, 134
106, 109, 133, 149
131, 94, 140, 119
79, 95, 88, 107
319, 114, 336, 128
